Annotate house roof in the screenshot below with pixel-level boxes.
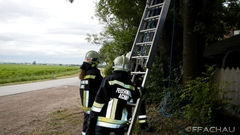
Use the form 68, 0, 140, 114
204, 34, 240, 58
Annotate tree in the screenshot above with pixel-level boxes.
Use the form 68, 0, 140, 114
182, 0, 202, 84
70, 0, 240, 82
181, 0, 240, 84
86, 0, 145, 75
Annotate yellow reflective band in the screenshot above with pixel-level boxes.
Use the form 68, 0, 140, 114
93, 101, 104, 108
138, 120, 147, 123
108, 80, 135, 90
84, 75, 96, 79
82, 106, 91, 111
98, 116, 128, 125
82, 106, 91, 114
111, 99, 118, 119
83, 91, 89, 108
92, 101, 104, 113
83, 91, 86, 107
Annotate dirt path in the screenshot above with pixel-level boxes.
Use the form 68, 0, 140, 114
0, 85, 83, 135
0, 84, 202, 135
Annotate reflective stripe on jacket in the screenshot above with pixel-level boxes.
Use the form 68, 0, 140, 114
96, 116, 128, 128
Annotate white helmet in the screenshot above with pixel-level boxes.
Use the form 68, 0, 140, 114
85, 50, 100, 63
126, 52, 131, 60
113, 55, 130, 72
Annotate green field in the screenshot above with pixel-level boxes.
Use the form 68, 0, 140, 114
0, 64, 79, 85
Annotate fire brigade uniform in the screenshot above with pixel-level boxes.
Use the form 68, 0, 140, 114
86, 55, 142, 135
79, 50, 103, 135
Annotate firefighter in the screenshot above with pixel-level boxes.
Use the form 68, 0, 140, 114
126, 52, 150, 131
79, 50, 103, 135
79, 50, 101, 80
86, 55, 143, 135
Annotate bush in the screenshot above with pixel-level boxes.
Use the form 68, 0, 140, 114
179, 66, 232, 126
145, 55, 165, 104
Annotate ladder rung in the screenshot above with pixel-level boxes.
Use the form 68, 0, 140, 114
131, 72, 146, 75
136, 41, 152, 46
131, 56, 148, 59
127, 102, 136, 106
140, 28, 156, 33
148, 3, 163, 9
144, 15, 160, 21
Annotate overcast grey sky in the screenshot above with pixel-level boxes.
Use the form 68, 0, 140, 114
0, 0, 102, 64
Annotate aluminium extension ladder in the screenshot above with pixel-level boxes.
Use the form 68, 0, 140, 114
127, 0, 171, 134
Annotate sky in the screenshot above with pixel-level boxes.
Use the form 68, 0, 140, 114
0, 0, 102, 65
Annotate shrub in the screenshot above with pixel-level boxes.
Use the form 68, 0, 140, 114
179, 66, 232, 126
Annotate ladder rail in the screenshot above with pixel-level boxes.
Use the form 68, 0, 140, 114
146, 0, 171, 69
127, 0, 171, 134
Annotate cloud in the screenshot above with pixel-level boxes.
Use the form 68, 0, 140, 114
0, 0, 101, 64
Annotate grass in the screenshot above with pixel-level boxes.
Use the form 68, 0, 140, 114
0, 64, 80, 86
28, 108, 83, 135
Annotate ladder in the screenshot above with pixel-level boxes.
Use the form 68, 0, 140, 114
127, 0, 171, 134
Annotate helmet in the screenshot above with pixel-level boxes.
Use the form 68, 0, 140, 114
85, 50, 100, 63
113, 55, 130, 72
126, 52, 131, 60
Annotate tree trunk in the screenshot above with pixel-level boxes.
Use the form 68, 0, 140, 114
182, 0, 201, 85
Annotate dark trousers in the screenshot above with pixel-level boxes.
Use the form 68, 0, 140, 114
82, 112, 90, 134
139, 99, 147, 117
95, 126, 125, 135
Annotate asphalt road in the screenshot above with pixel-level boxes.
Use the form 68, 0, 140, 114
0, 77, 80, 97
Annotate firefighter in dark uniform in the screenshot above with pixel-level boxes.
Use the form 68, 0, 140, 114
79, 50, 103, 135
126, 52, 150, 131
86, 55, 143, 135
